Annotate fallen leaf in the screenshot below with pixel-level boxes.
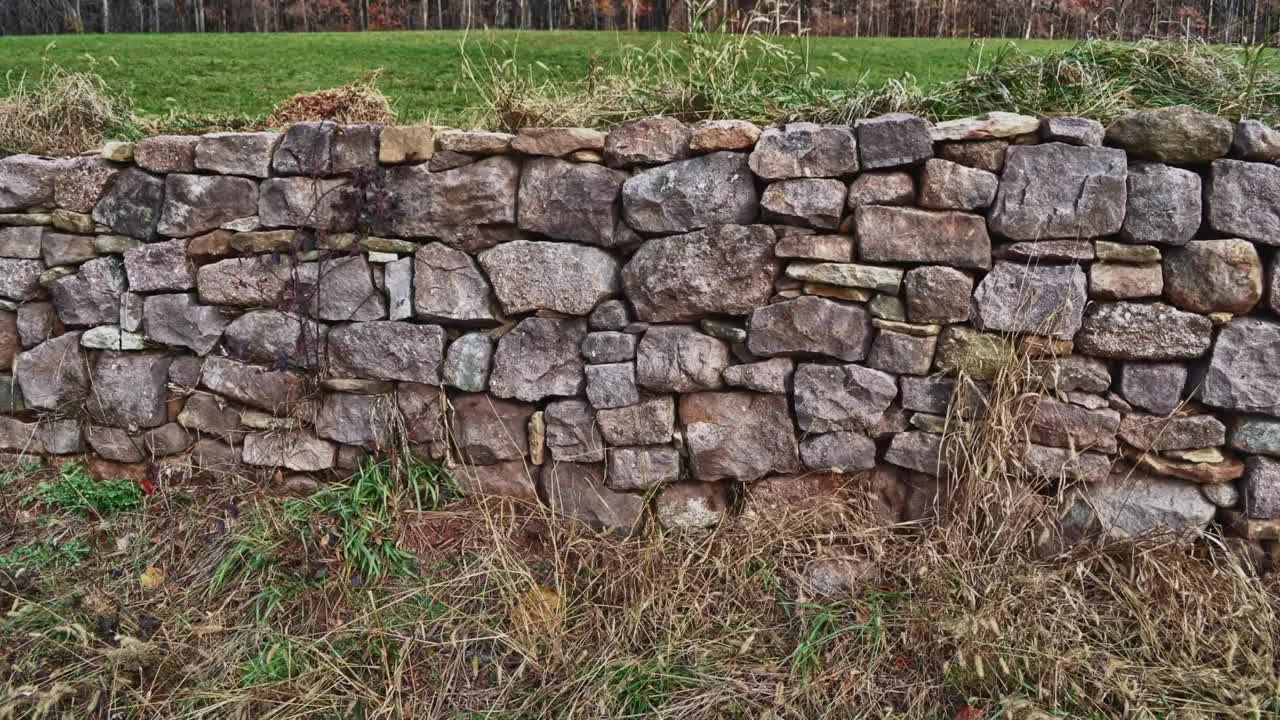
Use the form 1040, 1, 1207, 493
139, 566, 165, 591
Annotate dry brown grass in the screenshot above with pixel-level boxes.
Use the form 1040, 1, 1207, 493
1, 341, 1278, 719
0, 62, 135, 156
264, 73, 397, 129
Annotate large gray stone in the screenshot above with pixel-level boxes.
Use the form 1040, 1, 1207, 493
855, 113, 932, 170
196, 256, 295, 307
373, 157, 520, 242
749, 123, 858, 179
760, 179, 846, 229
606, 445, 681, 490
201, 355, 305, 415
635, 326, 729, 393
453, 461, 538, 502
258, 177, 359, 231
604, 116, 690, 167
855, 206, 991, 269
597, 395, 674, 446
544, 399, 605, 463
1028, 396, 1120, 454
1163, 239, 1263, 314
847, 171, 915, 207
489, 317, 588, 402
1200, 317, 1280, 416
87, 352, 170, 429
124, 238, 194, 292
1120, 162, 1201, 245
584, 362, 639, 409
621, 151, 758, 234
688, 119, 760, 152
39, 232, 94, 267
510, 127, 605, 157
799, 431, 877, 473
1041, 116, 1105, 146
917, 159, 997, 211
92, 168, 164, 239
722, 357, 793, 393
479, 240, 620, 316
0, 259, 45, 302
270, 122, 335, 176
679, 391, 799, 482
1024, 443, 1112, 483
1231, 119, 1280, 161
793, 362, 897, 433
0, 226, 43, 259
142, 293, 229, 355
194, 132, 279, 177
158, 174, 259, 237
883, 431, 943, 476
314, 392, 393, 451
243, 431, 335, 471
517, 157, 628, 246
396, 383, 448, 457
413, 242, 500, 324
1075, 302, 1213, 360
904, 266, 972, 324
442, 333, 493, 392
1060, 467, 1215, 539
867, 330, 936, 376
306, 255, 385, 321
1119, 362, 1187, 416
1205, 159, 1280, 245
0, 155, 59, 211
989, 143, 1127, 240
540, 462, 646, 534
930, 112, 1039, 142
134, 135, 198, 173
623, 224, 778, 323
655, 483, 730, 529
223, 309, 327, 369
1243, 456, 1280, 519
1118, 413, 1226, 452
15, 332, 88, 411
1104, 106, 1232, 164
50, 256, 126, 327
54, 157, 117, 214
1231, 417, 1280, 457
972, 261, 1087, 340
747, 296, 872, 362
1088, 262, 1163, 300
328, 321, 444, 384
453, 393, 533, 463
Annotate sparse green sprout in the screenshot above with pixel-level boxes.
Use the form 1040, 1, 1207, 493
30, 461, 143, 517
0, 538, 90, 571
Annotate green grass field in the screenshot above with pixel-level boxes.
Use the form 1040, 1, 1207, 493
0, 31, 1071, 124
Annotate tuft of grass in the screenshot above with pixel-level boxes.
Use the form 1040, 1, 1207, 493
0, 50, 137, 155
263, 71, 397, 128
0, 539, 90, 572
29, 461, 143, 517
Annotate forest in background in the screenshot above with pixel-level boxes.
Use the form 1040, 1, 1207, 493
3, 0, 1280, 42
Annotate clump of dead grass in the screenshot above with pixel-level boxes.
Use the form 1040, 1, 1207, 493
264, 72, 397, 128
0, 59, 136, 156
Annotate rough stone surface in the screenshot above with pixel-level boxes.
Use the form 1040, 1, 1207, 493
918, 159, 998, 211
597, 395, 674, 446
1024, 443, 1112, 483
55, 157, 118, 214
243, 432, 335, 472
510, 128, 606, 157
158, 174, 258, 237
1201, 318, 1280, 416
938, 139, 1009, 172
749, 123, 859, 179
1118, 413, 1226, 452
454, 461, 538, 502
378, 125, 434, 164
1119, 362, 1187, 416
1061, 467, 1215, 538
855, 113, 933, 170
623, 224, 778, 323
196, 256, 295, 307
680, 392, 799, 482
1231, 417, 1280, 457
930, 112, 1039, 141
867, 330, 936, 376
40, 232, 95, 267
761, 179, 847, 229
1243, 456, 1280, 519
688, 119, 761, 152
1089, 262, 1163, 300
903, 266, 972, 324
972, 261, 1087, 339
989, 144, 1127, 240
453, 393, 533, 463
480, 240, 620, 316
443, 333, 494, 392
143, 293, 228, 355
722, 357, 793, 393
1105, 106, 1233, 164
544, 399, 605, 463
0, 155, 59, 212
87, 353, 170, 429
883, 432, 943, 475
1076, 302, 1213, 360
1029, 396, 1121, 454
328, 321, 444, 384
201, 355, 304, 415
489, 318, 588, 402
1041, 116, 1105, 146
793, 363, 897, 433
747, 296, 872, 362
15, 333, 88, 411
124, 238, 195, 293
799, 431, 877, 473
540, 462, 646, 534
373, 158, 520, 242
606, 445, 681, 490
584, 362, 639, 409
50, 257, 126, 327
1231, 119, 1280, 161
314, 392, 393, 451
847, 171, 915, 207
93, 168, 165, 239
855, 206, 991, 269
1121, 162, 1202, 245
1163, 239, 1262, 314
0, 259, 45, 302
258, 177, 359, 231
635, 326, 729, 393
224, 309, 327, 369
518, 158, 628, 246
621, 152, 758, 234
655, 483, 730, 529
195, 132, 279, 177
1205, 159, 1280, 245
412, 242, 499, 324
604, 117, 690, 167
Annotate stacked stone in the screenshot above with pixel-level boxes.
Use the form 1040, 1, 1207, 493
1, 108, 1279, 545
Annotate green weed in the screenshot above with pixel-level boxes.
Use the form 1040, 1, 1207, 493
604, 657, 703, 716
30, 461, 143, 517
0, 538, 90, 571
0, 460, 41, 487
240, 639, 308, 686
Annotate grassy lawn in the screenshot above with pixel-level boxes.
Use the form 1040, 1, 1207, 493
0, 31, 1072, 124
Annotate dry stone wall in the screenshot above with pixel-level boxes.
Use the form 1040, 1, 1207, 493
3, 107, 1280, 541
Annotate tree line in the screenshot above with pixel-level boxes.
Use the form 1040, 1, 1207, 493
3, 0, 1279, 43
